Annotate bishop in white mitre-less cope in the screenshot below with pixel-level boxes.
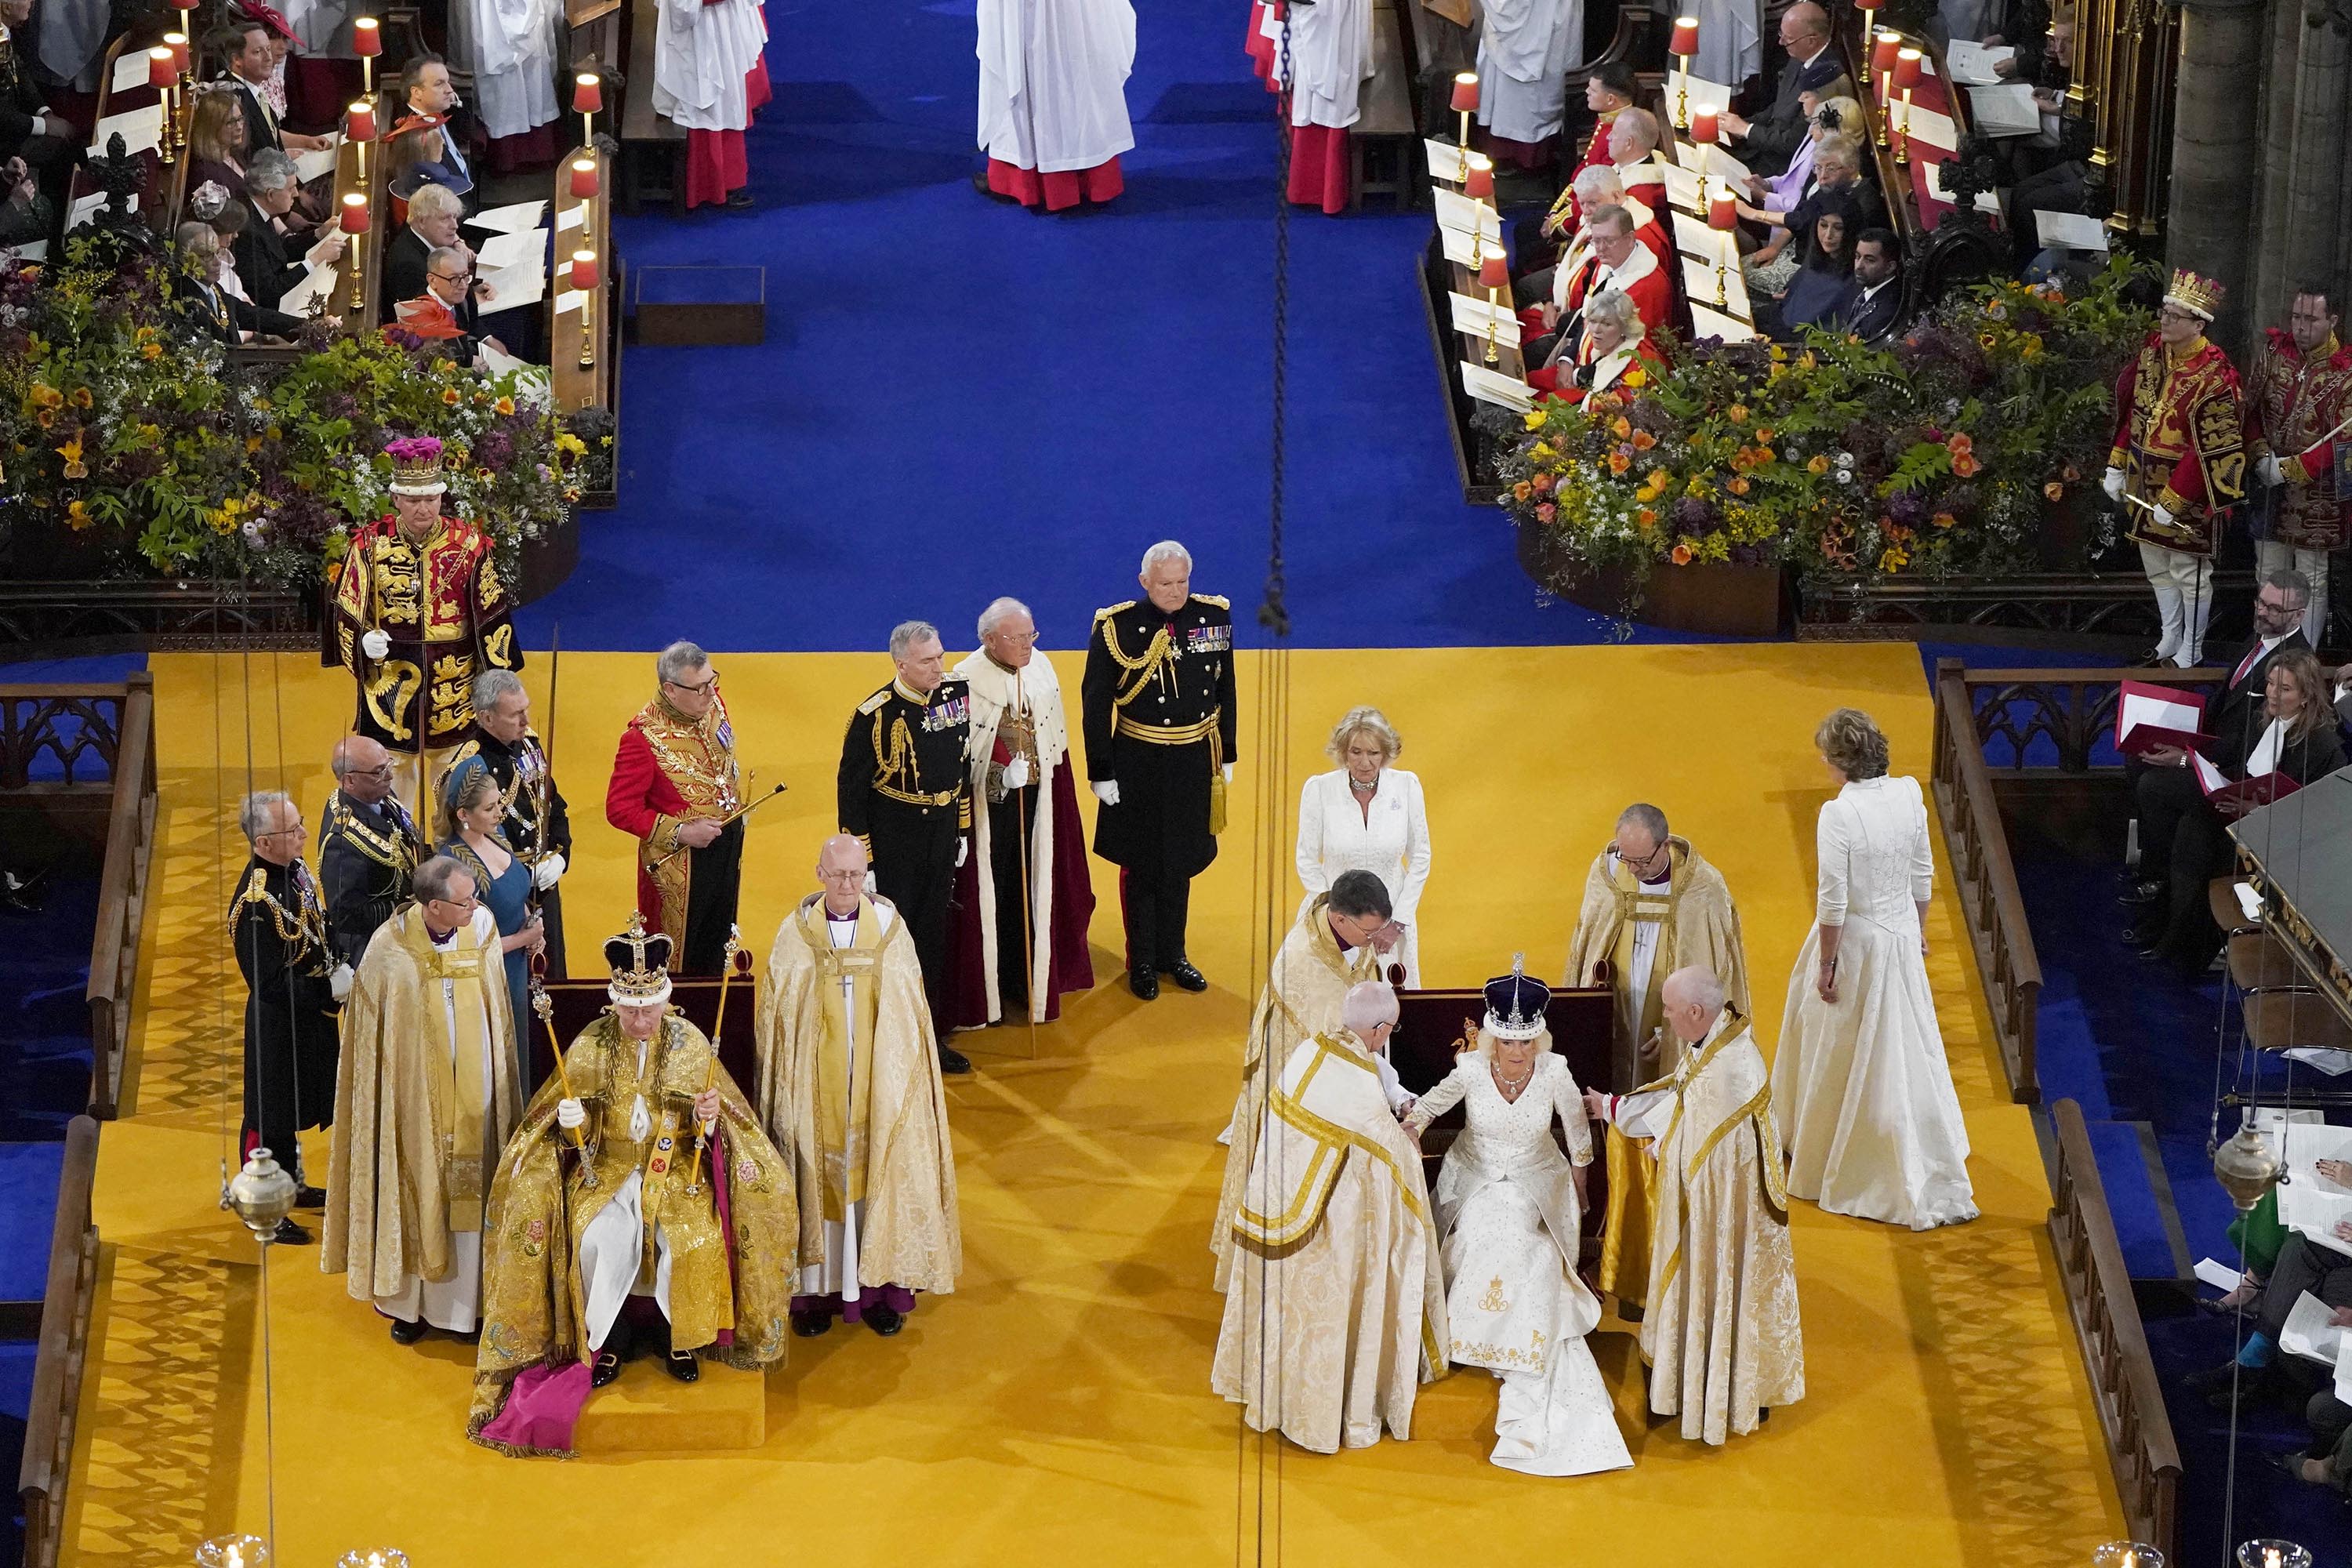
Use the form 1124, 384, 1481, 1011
655, 0, 769, 209
978, 0, 1136, 212
449, 0, 560, 144
1475, 0, 1584, 163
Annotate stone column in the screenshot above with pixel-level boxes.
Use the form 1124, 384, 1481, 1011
2282, 0, 2351, 303
2253, 0, 2303, 318
2170, 0, 2273, 350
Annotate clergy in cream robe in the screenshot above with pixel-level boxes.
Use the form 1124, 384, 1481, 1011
1589, 968, 1803, 1445
448, 0, 560, 143
1212, 989, 1446, 1453
949, 611, 1097, 1025
1475, 0, 1584, 156
1295, 760, 1431, 987
653, 0, 768, 209
1562, 811, 1748, 1308
978, 0, 1136, 211
323, 865, 522, 1334
755, 845, 961, 1329
1210, 877, 1387, 1290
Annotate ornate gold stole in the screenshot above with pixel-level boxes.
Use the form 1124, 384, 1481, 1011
411, 915, 493, 1231
800, 899, 884, 1221
1605, 847, 1686, 1065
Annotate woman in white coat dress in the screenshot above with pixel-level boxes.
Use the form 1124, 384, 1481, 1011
1296, 706, 1432, 986
1405, 964, 1632, 1476
1772, 708, 1977, 1231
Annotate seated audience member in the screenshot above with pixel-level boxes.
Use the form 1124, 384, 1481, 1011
0, 151, 49, 247
194, 183, 256, 302
236, 151, 344, 311
2129, 649, 2344, 974
1719, 2, 1843, 177
383, 181, 468, 321
1528, 203, 1668, 371
0, 0, 73, 183
1531, 288, 1661, 400
1516, 164, 1668, 318
1744, 137, 1872, 299
1741, 96, 1861, 235
2191, 1225, 2352, 1410
385, 117, 474, 206
171, 220, 308, 344
1768, 190, 1860, 339
217, 18, 331, 158
1834, 228, 1906, 342
394, 244, 511, 367
187, 88, 252, 207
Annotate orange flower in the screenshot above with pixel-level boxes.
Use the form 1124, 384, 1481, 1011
35, 408, 54, 428
1728, 476, 1751, 495
1807, 454, 1830, 474
1755, 447, 1775, 463
56, 436, 85, 480
140, 339, 162, 360
1947, 433, 1974, 458
1932, 511, 1958, 529
1646, 467, 1671, 491
1632, 429, 1657, 450
1952, 452, 1980, 477
1637, 509, 1657, 532
1513, 481, 1534, 503
495, 396, 517, 416
442, 387, 462, 405
70, 387, 92, 408
2043, 481, 2065, 501
1530, 472, 1553, 495
1757, 427, 1776, 442
1670, 543, 1693, 565
325, 559, 344, 586
2062, 463, 2081, 481
1727, 404, 1749, 424
1611, 416, 1633, 439
1608, 451, 1632, 475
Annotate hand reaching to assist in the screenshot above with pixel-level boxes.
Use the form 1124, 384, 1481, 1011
677, 817, 724, 848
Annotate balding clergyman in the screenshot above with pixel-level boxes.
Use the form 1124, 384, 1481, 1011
1083, 541, 1238, 1000
840, 620, 974, 1073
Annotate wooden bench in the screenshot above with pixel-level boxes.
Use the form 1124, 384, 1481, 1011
15, 1116, 100, 1568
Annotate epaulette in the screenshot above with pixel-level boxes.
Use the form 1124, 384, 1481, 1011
1190, 593, 1231, 610
447, 738, 482, 767
238, 866, 268, 906
1094, 601, 1136, 622
856, 688, 891, 716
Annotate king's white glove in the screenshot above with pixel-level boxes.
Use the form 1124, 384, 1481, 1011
1002, 755, 1032, 791
328, 962, 354, 1002
1091, 780, 1121, 807
557, 1098, 586, 1131
532, 851, 566, 890
2100, 466, 2126, 503
361, 628, 391, 660
1221, 764, 1234, 784
955, 839, 969, 869
2259, 453, 2287, 489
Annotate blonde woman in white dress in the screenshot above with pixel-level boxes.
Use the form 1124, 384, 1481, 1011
1772, 709, 1977, 1231
1405, 963, 1632, 1477
1296, 706, 1432, 985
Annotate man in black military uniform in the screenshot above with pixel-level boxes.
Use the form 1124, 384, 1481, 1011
447, 667, 573, 975
234, 790, 347, 1245
1082, 540, 1238, 1000
839, 619, 975, 1074
317, 733, 428, 967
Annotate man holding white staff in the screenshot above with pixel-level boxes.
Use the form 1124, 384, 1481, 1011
950, 598, 1096, 1028
976, 0, 1135, 212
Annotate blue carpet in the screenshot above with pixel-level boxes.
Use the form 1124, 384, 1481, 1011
513, 0, 1630, 654
0, 1145, 62, 1302
0, 871, 98, 1141
0, 1340, 34, 1568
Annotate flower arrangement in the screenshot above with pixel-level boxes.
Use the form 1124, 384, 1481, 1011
0, 238, 586, 592
1497, 258, 2153, 610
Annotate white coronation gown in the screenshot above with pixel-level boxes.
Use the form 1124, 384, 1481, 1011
1772, 775, 1978, 1231
1294, 767, 1432, 987
1410, 1049, 1632, 1476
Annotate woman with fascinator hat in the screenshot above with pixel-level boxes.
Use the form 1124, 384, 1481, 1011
436, 753, 544, 1102
1403, 959, 1632, 1475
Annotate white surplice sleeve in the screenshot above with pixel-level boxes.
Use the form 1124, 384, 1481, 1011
1813, 799, 1851, 927
1906, 777, 1935, 904
1603, 1087, 1674, 1143
1294, 774, 1330, 898
1403, 1054, 1475, 1134
1549, 1057, 1593, 1165
1394, 770, 1432, 925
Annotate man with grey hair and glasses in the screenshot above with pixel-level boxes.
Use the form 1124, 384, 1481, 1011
607, 640, 744, 974
1083, 540, 1237, 1000
448, 666, 571, 974
840, 619, 975, 1072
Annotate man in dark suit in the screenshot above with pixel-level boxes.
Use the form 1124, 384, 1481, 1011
1718, 2, 1842, 177
401, 55, 479, 212
2123, 570, 2314, 934
235, 153, 345, 310
218, 20, 332, 158
1836, 229, 1905, 343
381, 179, 464, 321
0, 0, 73, 184
172, 220, 310, 343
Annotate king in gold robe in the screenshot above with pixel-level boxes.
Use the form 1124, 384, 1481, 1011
1561, 824, 1748, 1309
1589, 968, 1802, 1445
1211, 1012, 1448, 1453
322, 872, 524, 1341
467, 920, 797, 1457
754, 837, 961, 1337
1210, 882, 1387, 1291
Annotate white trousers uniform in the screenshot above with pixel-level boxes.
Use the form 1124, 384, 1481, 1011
2140, 540, 2216, 666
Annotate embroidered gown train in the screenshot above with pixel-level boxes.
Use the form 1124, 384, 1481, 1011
1407, 1042, 1632, 1476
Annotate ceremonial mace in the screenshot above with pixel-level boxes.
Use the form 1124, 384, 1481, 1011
684, 927, 748, 1194
649, 782, 789, 871
529, 962, 596, 1185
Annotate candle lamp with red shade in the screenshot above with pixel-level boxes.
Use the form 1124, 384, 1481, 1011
352, 17, 380, 96
147, 48, 178, 164
1708, 194, 1738, 308
1450, 72, 1478, 176
1892, 47, 1923, 163
571, 250, 599, 370
1476, 252, 1508, 366
340, 193, 369, 314
574, 74, 604, 149
1668, 16, 1700, 130
1870, 31, 1901, 144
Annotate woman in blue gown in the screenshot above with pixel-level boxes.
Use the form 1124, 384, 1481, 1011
436, 757, 545, 1106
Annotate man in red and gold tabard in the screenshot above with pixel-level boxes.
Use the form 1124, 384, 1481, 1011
604, 640, 745, 975
2102, 270, 2249, 669
2248, 284, 2352, 647
332, 435, 521, 811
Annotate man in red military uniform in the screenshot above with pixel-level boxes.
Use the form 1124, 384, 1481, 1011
1531, 62, 1639, 255
2103, 269, 2248, 668
2247, 283, 2352, 646
331, 434, 520, 811
604, 640, 745, 975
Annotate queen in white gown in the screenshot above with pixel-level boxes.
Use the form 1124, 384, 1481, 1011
1772, 709, 1977, 1231
1297, 706, 1432, 986
1404, 965, 1632, 1476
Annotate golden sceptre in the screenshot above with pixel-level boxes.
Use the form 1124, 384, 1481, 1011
529, 960, 596, 1187
684, 927, 746, 1195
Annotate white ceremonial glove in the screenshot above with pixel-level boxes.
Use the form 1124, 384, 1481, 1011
1221, 764, 1234, 785
2100, 466, 2126, 503
361, 628, 391, 659
1091, 780, 1121, 808
2260, 453, 2287, 489
956, 838, 970, 868
557, 1098, 586, 1131
1002, 755, 1032, 791
532, 851, 567, 890
2154, 502, 2177, 532
328, 962, 354, 1002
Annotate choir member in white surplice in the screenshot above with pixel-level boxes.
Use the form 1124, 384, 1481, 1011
655, 0, 768, 209
1405, 963, 1632, 1476
977, 0, 1135, 212
1295, 706, 1431, 986
447, 0, 558, 149
1268, 0, 1372, 213
1772, 709, 1976, 1231
1475, 0, 1583, 165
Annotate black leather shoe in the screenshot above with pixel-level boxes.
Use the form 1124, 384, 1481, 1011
1160, 960, 1207, 993
971, 170, 1018, 202
665, 1349, 701, 1383
271, 1216, 312, 1246
938, 1043, 972, 1076
2118, 879, 2165, 907
292, 1185, 328, 1207
724, 189, 755, 211
590, 1350, 623, 1388
864, 1304, 904, 1337
389, 1316, 427, 1345
1128, 969, 1160, 1000
791, 1308, 833, 1338
2186, 1358, 2261, 1395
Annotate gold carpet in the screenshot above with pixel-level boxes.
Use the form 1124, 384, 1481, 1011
62, 642, 2124, 1566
